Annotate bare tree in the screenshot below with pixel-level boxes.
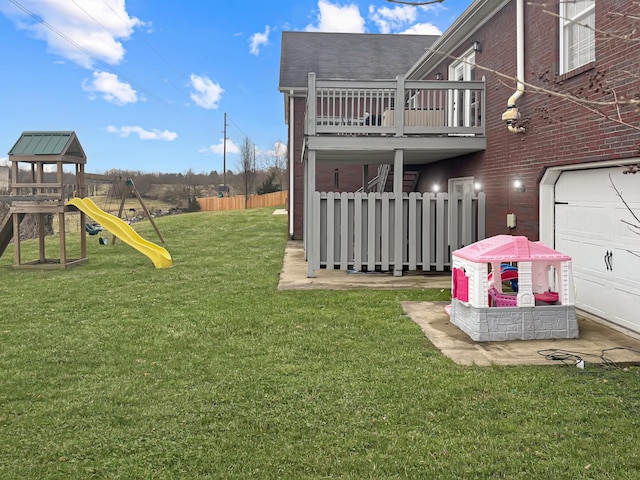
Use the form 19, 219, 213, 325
237, 137, 256, 208
261, 140, 288, 191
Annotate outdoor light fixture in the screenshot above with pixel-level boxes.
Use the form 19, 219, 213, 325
435, 72, 442, 80
474, 181, 482, 191
432, 184, 440, 193
473, 40, 482, 53
514, 178, 525, 192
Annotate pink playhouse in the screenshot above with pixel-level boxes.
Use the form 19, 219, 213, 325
446, 235, 578, 342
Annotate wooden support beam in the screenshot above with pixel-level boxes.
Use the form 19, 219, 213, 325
130, 181, 165, 243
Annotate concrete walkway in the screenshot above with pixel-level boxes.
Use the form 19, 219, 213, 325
278, 240, 640, 367
278, 241, 451, 290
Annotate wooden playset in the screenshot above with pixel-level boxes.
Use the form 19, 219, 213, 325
0, 131, 88, 269
0, 131, 171, 269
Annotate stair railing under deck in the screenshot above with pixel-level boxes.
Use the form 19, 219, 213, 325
356, 164, 391, 193
376, 164, 390, 192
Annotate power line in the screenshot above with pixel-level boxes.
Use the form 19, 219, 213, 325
226, 114, 252, 141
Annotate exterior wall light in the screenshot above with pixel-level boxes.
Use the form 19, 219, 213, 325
514, 179, 525, 192
432, 184, 440, 192
473, 40, 482, 53
435, 72, 442, 80
474, 181, 482, 191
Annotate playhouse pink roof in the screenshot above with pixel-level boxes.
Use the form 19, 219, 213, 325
453, 235, 571, 262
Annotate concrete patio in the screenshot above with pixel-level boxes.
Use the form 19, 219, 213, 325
278, 240, 640, 367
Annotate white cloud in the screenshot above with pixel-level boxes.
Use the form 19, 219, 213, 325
106, 125, 177, 141
305, 0, 365, 33
189, 74, 224, 110
201, 138, 240, 156
0, 0, 144, 69
82, 71, 138, 105
249, 26, 270, 56
400, 23, 442, 35
369, 5, 417, 34
274, 141, 288, 157
267, 141, 288, 158
0, 157, 9, 166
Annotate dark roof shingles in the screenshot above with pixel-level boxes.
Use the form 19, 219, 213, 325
279, 32, 438, 89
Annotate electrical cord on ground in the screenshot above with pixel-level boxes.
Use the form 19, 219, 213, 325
537, 347, 640, 368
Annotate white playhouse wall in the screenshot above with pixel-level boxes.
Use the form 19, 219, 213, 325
451, 255, 488, 308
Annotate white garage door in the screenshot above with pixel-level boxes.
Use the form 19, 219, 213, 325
555, 166, 640, 332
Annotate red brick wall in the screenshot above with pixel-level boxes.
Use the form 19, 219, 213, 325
290, 97, 304, 239
416, 0, 640, 240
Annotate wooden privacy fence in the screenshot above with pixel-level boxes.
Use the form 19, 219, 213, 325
311, 191, 485, 273
197, 190, 287, 212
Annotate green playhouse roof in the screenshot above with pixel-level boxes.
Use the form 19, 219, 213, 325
8, 131, 86, 163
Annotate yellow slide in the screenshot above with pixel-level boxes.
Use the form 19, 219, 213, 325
66, 197, 172, 269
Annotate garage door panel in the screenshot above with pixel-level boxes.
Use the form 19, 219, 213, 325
614, 205, 640, 243
556, 168, 640, 203
608, 171, 640, 203
555, 171, 605, 202
556, 237, 608, 273
555, 166, 640, 333
613, 284, 640, 332
574, 276, 608, 318
555, 204, 609, 239
612, 248, 640, 286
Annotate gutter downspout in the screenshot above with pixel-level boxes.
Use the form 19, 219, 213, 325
501, 0, 526, 133
288, 90, 295, 239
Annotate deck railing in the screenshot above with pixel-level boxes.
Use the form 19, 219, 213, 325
306, 73, 486, 137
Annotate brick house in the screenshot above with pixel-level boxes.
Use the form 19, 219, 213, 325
279, 0, 640, 333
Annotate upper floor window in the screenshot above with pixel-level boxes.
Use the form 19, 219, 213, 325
560, 0, 595, 74
448, 49, 477, 127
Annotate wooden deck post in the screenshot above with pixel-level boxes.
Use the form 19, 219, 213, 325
393, 149, 404, 277
13, 213, 20, 266
307, 150, 317, 278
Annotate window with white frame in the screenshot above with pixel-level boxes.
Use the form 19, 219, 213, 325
448, 177, 476, 197
448, 176, 476, 246
560, 0, 595, 74
448, 49, 476, 128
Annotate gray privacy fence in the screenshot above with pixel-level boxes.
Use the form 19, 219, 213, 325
310, 191, 485, 273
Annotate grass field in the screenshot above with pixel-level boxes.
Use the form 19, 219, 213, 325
0, 208, 638, 479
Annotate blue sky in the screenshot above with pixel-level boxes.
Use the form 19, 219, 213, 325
0, 0, 473, 174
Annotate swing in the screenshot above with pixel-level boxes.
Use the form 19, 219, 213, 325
125, 207, 136, 224
85, 223, 103, 235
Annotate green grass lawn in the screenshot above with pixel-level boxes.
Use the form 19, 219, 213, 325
0, 208, 638, 479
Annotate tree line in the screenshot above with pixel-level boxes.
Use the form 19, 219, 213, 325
6, 141, 287, 212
